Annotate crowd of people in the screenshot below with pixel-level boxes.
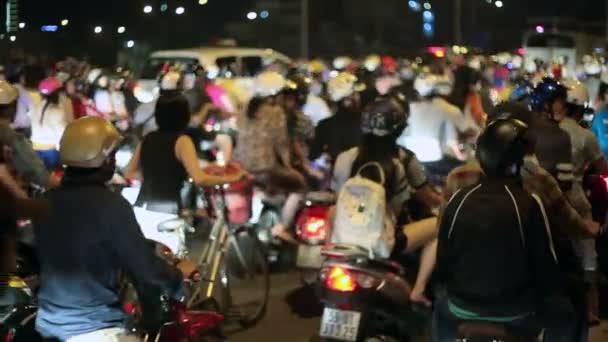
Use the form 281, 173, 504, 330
2, 50, 608, 341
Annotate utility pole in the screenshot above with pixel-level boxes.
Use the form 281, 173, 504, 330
454, 0, 463, 44
300, 0, 309, 59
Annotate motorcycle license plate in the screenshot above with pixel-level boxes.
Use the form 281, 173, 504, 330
319, 308, 361, 341
296, 245, 323, 269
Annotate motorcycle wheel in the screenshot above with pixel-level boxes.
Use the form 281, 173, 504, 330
222, 228, 270, 328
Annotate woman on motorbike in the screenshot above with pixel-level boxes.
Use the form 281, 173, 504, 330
448, 65, 487, 127
29, 77, 74, 170
233, 71, 307, 241
125, 75, 244, 215
329, 96, 442, 283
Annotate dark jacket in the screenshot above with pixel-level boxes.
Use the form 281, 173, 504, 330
34, 174, 182, 341
436, 178, 560, 317
530, 115, 573, 189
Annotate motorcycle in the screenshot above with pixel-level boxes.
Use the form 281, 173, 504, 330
294, 191, 335, 284
317, 245, 425, 342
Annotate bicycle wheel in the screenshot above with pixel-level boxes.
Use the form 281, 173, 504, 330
222, 228, 270, 327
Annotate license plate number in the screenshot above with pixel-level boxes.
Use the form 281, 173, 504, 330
319, 308, 361, 341
296, 245, 323, 269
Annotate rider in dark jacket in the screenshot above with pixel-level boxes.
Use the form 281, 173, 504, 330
433, 118, 577, 342
34, 117, 190, 341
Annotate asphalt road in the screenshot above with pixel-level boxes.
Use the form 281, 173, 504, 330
226, 271, 608, 342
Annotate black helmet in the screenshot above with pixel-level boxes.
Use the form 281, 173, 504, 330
476, 117, 529, 177
283, 74, 311, 108
361, 97, 408, 137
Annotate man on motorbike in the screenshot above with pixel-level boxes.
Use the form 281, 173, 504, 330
310, 72, 365, 163
553, 79, 608, 324
434, 117, 577, 342
529, 78, 574, 190
0, 80, 59, 189
397, 73, 479, 176
33, 116, 196, 342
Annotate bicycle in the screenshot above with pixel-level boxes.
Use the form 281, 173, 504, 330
186, 182, 270, 328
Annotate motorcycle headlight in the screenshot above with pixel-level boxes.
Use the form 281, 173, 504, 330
157, 218, 186, 233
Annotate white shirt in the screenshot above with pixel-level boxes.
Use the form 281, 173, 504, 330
303, 93, 332, 126
397, 98, 478, 162
29, 94, 74, 147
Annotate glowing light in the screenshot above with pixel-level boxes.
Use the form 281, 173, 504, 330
423, 2, 431, 9
535, 25, 544, 34
143, 5, 153, 14
495, 0, 503, 8
9, 36, 16, 42
408, 0, 421, 11
260, 10, 269, 19
175, 6, 185, 15
423, 10, 434, 21
127, 40, 135, 48
18, 22, 25, 29
41, 25, 58, 32
247, 11, 257, 20
160, 3, 168, 12
94, 26, 102, 34
117, 26, 126, 34
199, 0, 208, 4
61, 19, 69, 26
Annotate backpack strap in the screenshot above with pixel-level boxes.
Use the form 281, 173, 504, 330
356, 162, 386, 185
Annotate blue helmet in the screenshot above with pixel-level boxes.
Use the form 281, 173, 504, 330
509, 80, 534, 102
529, 77, 568, 112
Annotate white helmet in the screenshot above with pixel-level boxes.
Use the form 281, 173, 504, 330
511, 55, 523, 69
333, 56, 352, 71
562, 79, 590, 108
327, 72, 363, 102
584, 59, 602, 76
159, 71, 183, 91
87, 68, 103, 84
254, 71, 286, 97
414, 74, 452, 97
0, 80, 18, 105
363, 54, 381, 72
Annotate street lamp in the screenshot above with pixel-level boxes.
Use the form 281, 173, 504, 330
18, 22, 25, 29
175, 6, 185, 15
94, 26, 103, 34
423, 2, 431, 10
117, 26, 126, 34
61, 19, 69, 26
9, 35, 16, 42
199, 0, 208, 4
143, 5, 153, 14
260, 10, 269, 19
127, 40, 135, 48
495, 1, 504, 8
247, 11, 257, 20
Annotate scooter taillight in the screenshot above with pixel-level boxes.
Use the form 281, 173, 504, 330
297, 206, 329, 242
299, 217, 327, 240
325, 266, 357, 292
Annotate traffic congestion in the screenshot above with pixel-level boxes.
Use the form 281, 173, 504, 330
3, 1, 608, 342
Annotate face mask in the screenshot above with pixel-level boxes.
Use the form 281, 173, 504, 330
520, 154, 540, 178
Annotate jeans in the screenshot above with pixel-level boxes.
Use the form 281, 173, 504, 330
36, 149, 61, 170
432, 294, 578, 342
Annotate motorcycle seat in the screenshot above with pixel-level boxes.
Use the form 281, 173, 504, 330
457, 321, 537, 342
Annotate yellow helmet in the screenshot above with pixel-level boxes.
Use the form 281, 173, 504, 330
60, 117, 122, 168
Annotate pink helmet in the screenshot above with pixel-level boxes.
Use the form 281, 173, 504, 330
39, 77, 62, 95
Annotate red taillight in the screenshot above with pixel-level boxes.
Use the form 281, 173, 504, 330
123, 302, 137, 315
602, 176, 608, 191
297, 206, 330, 241
176, 305, 224, 338
300, 217, 327, 240
325, 266, 357, 292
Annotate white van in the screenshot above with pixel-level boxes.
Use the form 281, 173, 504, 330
134, 47, 291, 103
